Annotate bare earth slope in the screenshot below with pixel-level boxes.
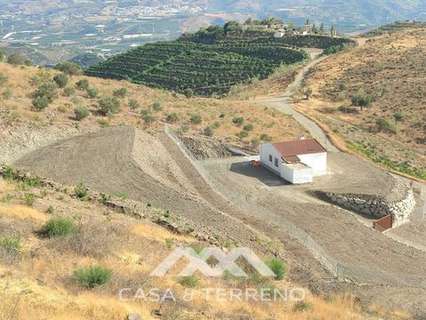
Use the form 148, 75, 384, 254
299, 26, 426, 180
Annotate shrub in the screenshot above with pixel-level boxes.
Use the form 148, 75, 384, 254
2, 88, 12, 100
178, 276, 198, 288
260, 134, 272, 142
23, 193, 35, 207
351, 89, 374, 110
128, 99, 140, 110
0, 236, 21, 254
142, 113, 155, 124
86, 87, 98, 98
243, 123, 254, 131
39, 217, 76, 238
183, 88, 193, 98
266, 258, 286, 280
33, 82, 58, 103
166, 112, 178, 123
75, 79, 89, 91
7, 53, 26, 65
55, 61, 83, 75
203, 126, 213, 137
152, 101, 162, 112
97, 96, 120, 115
190, 114, 202, 124
0, 235, 21, 263
292, 301, 313, 312
74, 106, 90, 121
232, 116, 244, 126
53, 73, 69, 88
32, 96, 49, 111
74, 182, 88, 200
63, 86, 75, 97
113, 87, 127, 98
376, 117, 396, 134
0, 73, 8, 85
73, 265, 112, 288
237, 130, 249, 139
393, 112, 404, 122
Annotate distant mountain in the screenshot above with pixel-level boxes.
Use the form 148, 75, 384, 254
206, 0, 426, 30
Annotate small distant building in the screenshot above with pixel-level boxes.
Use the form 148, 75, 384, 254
273, 31, 285, 38
260, 139, 327, 184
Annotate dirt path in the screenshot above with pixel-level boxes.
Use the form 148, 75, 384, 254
256, 55, 339, 152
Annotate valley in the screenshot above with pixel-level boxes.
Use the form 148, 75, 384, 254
0, 18, 425, 320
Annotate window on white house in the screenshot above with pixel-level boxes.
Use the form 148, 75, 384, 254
274, 157, 279, 167
269, 155, 273, 162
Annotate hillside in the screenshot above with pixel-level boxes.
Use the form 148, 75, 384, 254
86, 27, 355, 96
297, 24, 426, 179
86, 39, 308, 96
0, 59, 402, 320
0, 165, 399, 320
0, 61, 309, 158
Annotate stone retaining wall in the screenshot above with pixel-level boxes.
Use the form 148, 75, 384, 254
317, 187, 416, 227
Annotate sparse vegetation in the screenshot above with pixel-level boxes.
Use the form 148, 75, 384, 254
39, 217, 76, 238
351, 89, 374, 110
73, 265, 112, 288
53, 73, 69, 88
376, 117, 396, 134
232, 116, 244, 126
75, 79, 89, 91
55, 61, 83, 76
74, 106, 90, 121
152, 101, 162, 112
267, 258, 286, 280
190, 114, 202, 125
97, 96, 120, 115
166, 112, 179, 123
74, 182, 89, 200
128, 99, 140, 110
293, 301, 313, 312
113, 87, 127, 98
86, 87, 98, 98
178, 275, 199, 288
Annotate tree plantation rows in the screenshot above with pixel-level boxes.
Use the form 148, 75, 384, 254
86, 33, 351, 96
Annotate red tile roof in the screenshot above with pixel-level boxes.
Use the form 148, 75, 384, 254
272, 139, 326, 163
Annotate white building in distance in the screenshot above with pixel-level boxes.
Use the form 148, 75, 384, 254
260, 139, 327, 184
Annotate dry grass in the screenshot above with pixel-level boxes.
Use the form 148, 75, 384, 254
298, 26, 426, 179
0, 62, 307, 151
0, 176, 408, 320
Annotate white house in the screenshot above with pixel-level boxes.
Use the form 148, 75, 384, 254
260, 139, 327, 184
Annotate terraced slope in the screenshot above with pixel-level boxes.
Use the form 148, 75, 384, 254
86, 40, 308, 96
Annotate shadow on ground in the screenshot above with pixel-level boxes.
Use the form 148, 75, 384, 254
230, 161, 290, 187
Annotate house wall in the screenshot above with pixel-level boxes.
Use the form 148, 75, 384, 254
291, 166, 313, 184
281, 164, 313, 184
298, 152, 327, 176
260, 143, 282, 175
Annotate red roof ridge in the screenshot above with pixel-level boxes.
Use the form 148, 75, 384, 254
271, 139, 326, 163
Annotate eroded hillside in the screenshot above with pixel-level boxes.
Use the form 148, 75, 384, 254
0, 61, 308, 164
298, 25, 426, 179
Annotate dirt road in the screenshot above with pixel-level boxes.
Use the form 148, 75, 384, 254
257, 56, 339, 152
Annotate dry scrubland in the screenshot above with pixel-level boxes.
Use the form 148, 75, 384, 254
0, 62, 307, 152
298, 27, 426, 179
0, 175, 400, 320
